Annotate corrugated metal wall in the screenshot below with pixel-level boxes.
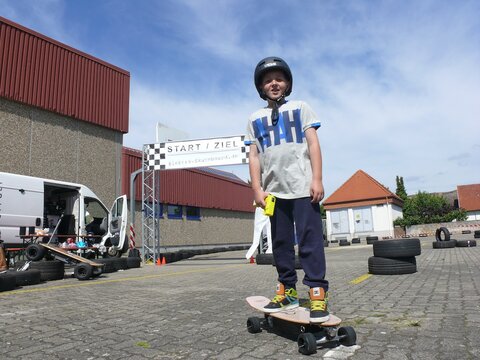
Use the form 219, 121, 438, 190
122, 147, 254, 213
0, 16, 129, 133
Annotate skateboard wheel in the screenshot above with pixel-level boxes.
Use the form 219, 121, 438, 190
247, 317, 262, 334
338, 326, 356, 346
74, 263, 93, 280
297, 333, 317, 355
25, 244, 46, 261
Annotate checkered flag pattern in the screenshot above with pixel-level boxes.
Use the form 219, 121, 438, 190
143, 135, 250, 170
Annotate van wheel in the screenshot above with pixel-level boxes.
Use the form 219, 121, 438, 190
107, 246, 121, 258
25, 244, 46, 261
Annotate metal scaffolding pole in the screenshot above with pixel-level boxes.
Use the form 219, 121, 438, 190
142, 145, 160, 264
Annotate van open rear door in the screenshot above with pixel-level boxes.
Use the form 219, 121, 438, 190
106, 195, 128, 257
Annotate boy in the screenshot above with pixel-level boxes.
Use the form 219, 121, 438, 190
245, 57, 329, 323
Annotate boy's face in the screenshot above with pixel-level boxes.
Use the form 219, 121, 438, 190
261, 70, 290, 101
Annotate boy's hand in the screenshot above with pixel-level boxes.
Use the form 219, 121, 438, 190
254, 189, 269, 208
310, 179, 324, 203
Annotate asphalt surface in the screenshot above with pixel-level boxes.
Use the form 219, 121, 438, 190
1, 235, 479, 360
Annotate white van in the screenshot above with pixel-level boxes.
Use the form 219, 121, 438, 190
0, 172, 128, 257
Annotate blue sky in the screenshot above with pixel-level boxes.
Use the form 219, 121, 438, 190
2, 0, 479, 196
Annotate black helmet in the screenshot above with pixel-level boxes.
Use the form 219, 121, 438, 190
254, 56, 293, 100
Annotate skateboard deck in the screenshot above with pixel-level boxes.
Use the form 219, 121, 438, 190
246, 295, 341, 326
40, 243, 103, 268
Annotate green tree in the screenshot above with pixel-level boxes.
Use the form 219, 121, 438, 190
394, 191, 468, 227
320, 204, 326, 219
395, 175, 408, 201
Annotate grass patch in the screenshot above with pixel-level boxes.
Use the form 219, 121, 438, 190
136, 341, 151, 349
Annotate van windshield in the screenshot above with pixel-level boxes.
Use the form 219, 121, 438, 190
84, 197, 108, 224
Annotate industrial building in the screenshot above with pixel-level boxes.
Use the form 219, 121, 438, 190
0, 16, 254, 250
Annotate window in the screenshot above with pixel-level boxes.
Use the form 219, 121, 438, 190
186, 206, 201, 220
167, 204, 183, 219
143, 202, 163, 219
330, 209, 349, 234
84, 197, 108, 225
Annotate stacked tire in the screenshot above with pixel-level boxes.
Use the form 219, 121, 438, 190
366, 236, 378, 245
432, 227, 456, 249
475, 230, 480, 239
0, 272, 17, 292
368, 238, 421, 275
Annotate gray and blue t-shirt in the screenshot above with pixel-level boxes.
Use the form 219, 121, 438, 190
245, 100, 321, 199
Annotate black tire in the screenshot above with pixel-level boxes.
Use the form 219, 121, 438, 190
128, 248, 141, 258
28, 260, 65, 281
435, 227, 450, 241
94, 258, 116, 273
352, 238, 361, 244
432, 240, 456, 249
272, 255, 302, 269
9, 269, 41, 286
456, 240, 477, 247
474, 233, 480, 239
247, 317, 262, 334
126, 257, 141, 268
461, 230, 471, 234
298, 332, 317, 355
74, 263, 93, 280
113, 257, 128, 271
25, 244, 46, 261
256, 253, 273, 265
475, 230, 480, 236
339, 240, 351, 246
368, 256, 416, 275
92, 266, 103, 277
373, 238, 421, 258
0, 272, 17, 292
366, 236, 378, 245
338, 326, 357, 346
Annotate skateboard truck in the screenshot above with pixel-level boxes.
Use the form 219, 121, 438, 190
246, 296, 356, 355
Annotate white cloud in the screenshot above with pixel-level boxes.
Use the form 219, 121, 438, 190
2, 0, 479, 195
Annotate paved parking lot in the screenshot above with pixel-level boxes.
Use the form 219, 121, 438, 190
1, 235, 479, 359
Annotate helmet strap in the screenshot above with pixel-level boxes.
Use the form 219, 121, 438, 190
268, 94, 286, 125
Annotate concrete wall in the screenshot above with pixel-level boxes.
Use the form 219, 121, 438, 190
407, 220, 480, 236
0, 97, 122, 206
466, 211, 480, 221
129, 201, 254, 250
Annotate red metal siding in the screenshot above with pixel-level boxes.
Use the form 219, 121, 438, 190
0, 16, 129, 133
122, 147, 254, 213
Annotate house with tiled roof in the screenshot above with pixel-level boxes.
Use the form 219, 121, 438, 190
457, 184, 480, 221
323, 170, 404, 240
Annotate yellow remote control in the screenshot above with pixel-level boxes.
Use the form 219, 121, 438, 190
264, 195, 276, 216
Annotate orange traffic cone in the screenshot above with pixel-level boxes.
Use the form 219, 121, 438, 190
249, 256, 255, 264
161, 257, 166, 265
156, 257, 161, 266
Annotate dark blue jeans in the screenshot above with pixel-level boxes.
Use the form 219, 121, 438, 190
270, 197, 329, 290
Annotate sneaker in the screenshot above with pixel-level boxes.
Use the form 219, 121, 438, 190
264, 283, 299, 313
309, 287, 330, 323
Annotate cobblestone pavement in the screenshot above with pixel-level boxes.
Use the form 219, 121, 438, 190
1, 235, 479, 359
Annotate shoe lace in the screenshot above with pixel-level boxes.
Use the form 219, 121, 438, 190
271, 294, 285, 304
311, 299, 326, 311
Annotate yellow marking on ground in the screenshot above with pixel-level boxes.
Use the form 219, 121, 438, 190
350, 273, 372, 285
0, 264, 245, 296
